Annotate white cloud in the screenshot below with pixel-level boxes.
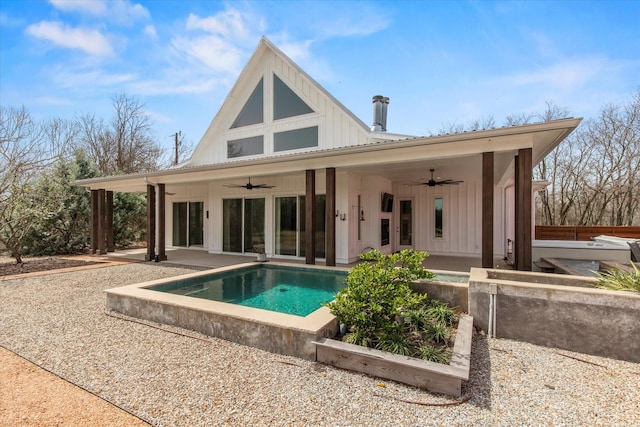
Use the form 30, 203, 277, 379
48, 0, 108, 15
131, 77, 223, 96
48, 0, 149, 25
144, 24, 157, 39
500, 58, 604, 92
317, 12, 389, 39
26, 21, 114, 57
110, 0, 150, 24
274, 37, 313, 63
171, 7, 265, 74
186, 9, 253, 40
171, 35, 243, 74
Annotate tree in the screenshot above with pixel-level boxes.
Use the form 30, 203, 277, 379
0, 106, 55, 262
534, 90, 640, 226
436, 115, 496, 134
77, 92, 163, 175
22, 151, 98, 255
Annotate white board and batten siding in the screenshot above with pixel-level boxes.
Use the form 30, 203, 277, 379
393, 180, 484, 257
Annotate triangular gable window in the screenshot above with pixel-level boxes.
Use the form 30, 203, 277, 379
273, 75, 313, 120
231, 78, 263, 128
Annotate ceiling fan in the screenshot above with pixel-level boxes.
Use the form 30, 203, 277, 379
408, 169, 464, 187
224, 177, 275, 190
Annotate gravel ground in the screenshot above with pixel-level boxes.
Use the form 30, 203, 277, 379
1, 262, 639, 426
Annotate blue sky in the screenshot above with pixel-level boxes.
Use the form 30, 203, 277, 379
1, 0, 639, 153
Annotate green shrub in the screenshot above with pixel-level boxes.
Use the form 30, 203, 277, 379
326, 249, 458, 362
418, 344, 448, 364
595, 262, 640, 293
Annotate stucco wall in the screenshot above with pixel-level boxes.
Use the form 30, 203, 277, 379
468, 268, 640, 363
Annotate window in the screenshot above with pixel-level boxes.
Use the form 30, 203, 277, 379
434, 197, 443, 238
381, 219, 390, 246
399, 200, 412, 245
230, 78, 263, 128
228, 135, 264, 158
274, 126, 318, 152
273, 75, 313, 120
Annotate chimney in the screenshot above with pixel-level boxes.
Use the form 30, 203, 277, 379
381, 96, 389, 131
371, 95, 389, 132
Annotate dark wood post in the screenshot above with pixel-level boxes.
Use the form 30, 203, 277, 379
106, 191, 114, 252
305, 170, 316, 265
157, 183, 167, 261
326, 168, 336, 266
97, 189, 106, 255
145, 184, 156, 261
90, 190, 98, 254
482, 152, 494, 268
514, 148, 532, 270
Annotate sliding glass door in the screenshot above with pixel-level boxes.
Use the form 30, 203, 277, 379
275, 195, 325, 257
275, 197, 297, 255
244, 198, 265, 253
172, 201, 204, 247
223, 198, 265, 253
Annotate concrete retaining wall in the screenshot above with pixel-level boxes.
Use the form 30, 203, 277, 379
106, 292, 338, 361
410, 280, 469, 312
469, 268, 640, 363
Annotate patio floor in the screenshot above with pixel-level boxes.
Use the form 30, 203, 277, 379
105, 248, 510, 273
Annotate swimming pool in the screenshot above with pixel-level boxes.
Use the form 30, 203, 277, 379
150, 264, 347, 316
105, 262, 349, 360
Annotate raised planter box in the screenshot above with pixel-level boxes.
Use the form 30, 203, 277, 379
313, 314, 473, 397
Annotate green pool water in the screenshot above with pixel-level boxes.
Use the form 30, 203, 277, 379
150, 264, 347, 317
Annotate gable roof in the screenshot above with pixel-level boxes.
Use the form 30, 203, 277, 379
183, 37, 377, 168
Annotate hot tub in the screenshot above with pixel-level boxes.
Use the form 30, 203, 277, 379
532, 239, 630, 267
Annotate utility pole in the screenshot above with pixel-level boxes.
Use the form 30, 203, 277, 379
174, 131, 182, 165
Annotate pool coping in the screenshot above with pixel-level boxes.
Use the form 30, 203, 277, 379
105, 262, 350, 360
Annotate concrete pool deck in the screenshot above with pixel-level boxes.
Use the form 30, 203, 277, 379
104, 247, 508, 272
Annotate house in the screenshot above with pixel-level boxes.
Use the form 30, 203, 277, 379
75, 37, 582, 270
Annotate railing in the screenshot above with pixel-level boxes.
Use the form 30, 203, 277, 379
535, 225, 640, 241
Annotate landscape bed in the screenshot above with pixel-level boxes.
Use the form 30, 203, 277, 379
314, 314, 473, 397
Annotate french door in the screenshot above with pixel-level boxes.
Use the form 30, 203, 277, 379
275, 195, 325, 258
172, 202, 204, 247
223, 198, 265, 253
396, 198, 414, 250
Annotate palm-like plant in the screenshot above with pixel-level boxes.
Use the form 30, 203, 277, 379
595, 261, 639, 293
